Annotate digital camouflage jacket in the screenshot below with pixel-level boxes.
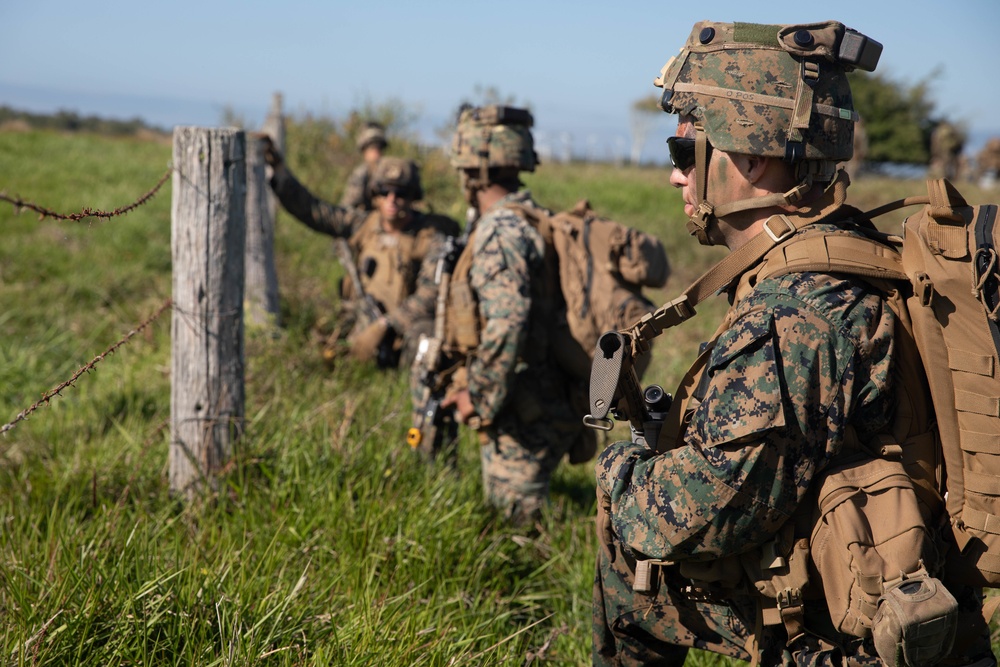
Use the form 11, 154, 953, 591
453, 190, 564, 424
596, 222, 897, 562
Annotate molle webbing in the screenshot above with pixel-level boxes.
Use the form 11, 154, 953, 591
755, 231, 906, 283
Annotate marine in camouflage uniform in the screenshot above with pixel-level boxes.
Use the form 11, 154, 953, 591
262, 140, 459, 368
593, 21, 996, 667
439, 106, 581, 524
340, 122, 388, 211
929, 121, 965, 181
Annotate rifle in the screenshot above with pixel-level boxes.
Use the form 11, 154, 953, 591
334, 238, 398, 368
584, 330, 671, 450
407, 235, 463, 460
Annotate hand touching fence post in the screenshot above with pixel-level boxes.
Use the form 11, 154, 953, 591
170, 127, 247, 498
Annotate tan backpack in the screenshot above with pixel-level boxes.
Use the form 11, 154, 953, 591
890, 180, 1000, 587
506, 199, 669, 464
550, 200, 670, 356
748, 178, 999, 661
509, 199, 670, 378
785, 178, 1000, 589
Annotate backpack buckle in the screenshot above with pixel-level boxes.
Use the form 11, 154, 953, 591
913, 272, 934, 307
764, 215, 796, 243
777, 587, 803, 612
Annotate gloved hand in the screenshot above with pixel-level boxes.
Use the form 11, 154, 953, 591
348, 317, 390, 363
259, 135, 283, 169
596, 487, 616, 563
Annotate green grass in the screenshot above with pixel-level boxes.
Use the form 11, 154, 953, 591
1, 128, 997, 666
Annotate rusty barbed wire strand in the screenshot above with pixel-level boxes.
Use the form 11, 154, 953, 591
0, 167, 172, 222
1, 297, 174, 436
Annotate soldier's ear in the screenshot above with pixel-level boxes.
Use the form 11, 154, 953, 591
742, 155, 769, 185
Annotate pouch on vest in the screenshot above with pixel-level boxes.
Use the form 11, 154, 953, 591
810, 455, 942, 638
872, 574, 958, 667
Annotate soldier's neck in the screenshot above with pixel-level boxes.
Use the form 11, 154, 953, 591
476, 184, 514, 215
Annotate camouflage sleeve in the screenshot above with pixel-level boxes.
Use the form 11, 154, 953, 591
466, 213, 538, 422
597, 275, 895, 561
386, 230, 445, 331
270, 166, 362, 238
339, 163, 369, 210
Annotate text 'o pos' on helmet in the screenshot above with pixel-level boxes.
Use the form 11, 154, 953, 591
369, 156, 423, 201
450, 105, 538, 173
654, 20, 882, 165
356, 123, 388, 152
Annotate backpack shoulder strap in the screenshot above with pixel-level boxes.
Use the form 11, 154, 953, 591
500, 200, 556, 244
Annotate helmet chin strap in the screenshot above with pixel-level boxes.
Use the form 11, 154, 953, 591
685, 123, 839, 247
459, 170, 485, 207
685, 123, 715, 246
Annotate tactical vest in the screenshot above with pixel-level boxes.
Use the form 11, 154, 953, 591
443, 227, 485, 354
347, 211, 453, 314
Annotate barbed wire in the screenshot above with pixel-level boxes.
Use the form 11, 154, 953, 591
0, 167, 172, 222
1, 297, 174, 436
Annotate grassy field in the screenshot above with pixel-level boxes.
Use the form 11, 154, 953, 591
0, 128, 996, 666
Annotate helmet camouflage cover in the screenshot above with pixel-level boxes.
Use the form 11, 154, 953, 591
655, 21, 881, 163
369, 156, 423, 201
356, 123, 387, 152
450, 105, 538, 173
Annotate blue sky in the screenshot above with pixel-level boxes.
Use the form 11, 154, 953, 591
2, 0, 998, 162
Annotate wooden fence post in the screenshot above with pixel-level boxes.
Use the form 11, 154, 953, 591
261, 91, 286, 218
245, 134, 281, 330
245, 92, 285, 331
170, 127, 247, 498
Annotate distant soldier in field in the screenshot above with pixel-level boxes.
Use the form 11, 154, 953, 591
592, 20, 994, 666
262, 138, 460, 368
842, 117, 868, 180
976, 137, 1000, 185
929, 120, 965, 180
436, 105, 585, 524
340, 122, 388, 211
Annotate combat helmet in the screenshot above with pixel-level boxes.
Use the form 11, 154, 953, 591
451, 105, 537, 186
655, 21, 881, 244
356, 122, 388, 153
368, 156, 423, 202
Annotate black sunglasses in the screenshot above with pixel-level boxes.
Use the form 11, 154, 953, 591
666, 136, 708, 172
376, 186, 407, 199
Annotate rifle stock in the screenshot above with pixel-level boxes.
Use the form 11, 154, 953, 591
584, 330, 671, 450
407, 236, 463, 459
